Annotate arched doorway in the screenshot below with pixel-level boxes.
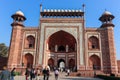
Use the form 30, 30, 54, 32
24, 35, 35, 49
47, 30, 77, 68
69, 58, 75, 71
58, 59, 65, 69
48, 58, 54, 71
89, 55, 101, 70
88, 36, 99, 50
23, 53, 33, 68
47, 30, 77, 53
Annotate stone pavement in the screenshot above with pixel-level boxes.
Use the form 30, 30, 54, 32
14, 72, 103, 80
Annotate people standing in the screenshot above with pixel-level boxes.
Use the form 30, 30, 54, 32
25, 68, 30, 80
11, 68, 16, 80
42, 66, 50, 80
54, 69, 59, 80
30, 68, 35, 80
0, 66, 11, 80
67, 69, 70, 76
35, 68, 40, 80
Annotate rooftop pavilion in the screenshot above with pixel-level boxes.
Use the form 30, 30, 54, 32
40, 9, 84, 18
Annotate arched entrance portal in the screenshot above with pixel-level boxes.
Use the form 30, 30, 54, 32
58, 59, 65, 70
48, 58, 54, 71
89, 55, 101, 70
23, 53, 33, 68
47, 30, 77, 69
69, 58, 76, 71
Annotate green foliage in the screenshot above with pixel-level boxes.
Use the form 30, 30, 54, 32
97, 75, 120, 80
14, 72, 21, 76
0, 43, 9, 57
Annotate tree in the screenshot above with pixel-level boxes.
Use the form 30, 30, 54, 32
0, 43, 9, 57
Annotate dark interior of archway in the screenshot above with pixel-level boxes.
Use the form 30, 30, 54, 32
57, 59, 65, 67
89, 55, 101, 70
24, 53, 33, 68
48, 30, 76, 52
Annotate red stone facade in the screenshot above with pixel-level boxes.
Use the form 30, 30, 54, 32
117, 60, 120, 73
7, 8, 118, 76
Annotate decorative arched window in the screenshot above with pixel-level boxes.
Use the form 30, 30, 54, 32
23, 53, 33, 68
48, 58, 54, 70
58, 45, 65, 52
48, 30, 76, 53
89, 55, 101, 70
24, 35, 35, 49
69, 45, 75, 52
69, 58, 75, 69
88, 36, 99, 50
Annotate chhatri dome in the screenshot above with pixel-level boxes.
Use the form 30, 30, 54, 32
102, 10, 112, 16
15, 10, 24, 16
11, 10, 26, 21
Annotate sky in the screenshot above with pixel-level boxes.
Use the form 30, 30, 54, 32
0, 0, 120, 59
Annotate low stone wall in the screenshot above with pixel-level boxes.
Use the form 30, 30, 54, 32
70, 70, 103, 77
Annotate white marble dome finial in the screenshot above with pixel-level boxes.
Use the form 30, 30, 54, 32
50, 9, 53, 12
72, 10, 75, 12
47, 9, 50, 12
79, 10, 82, 12
68, 10, 71, 12
44, 9, 47, 12
75, 10, 78, 12
15, 10, 24, 16
61, 9, 64, 12
54, 9, 57, 12
65, 10, 67, 12
102, 10, 112, 15
58, 9, 60, 12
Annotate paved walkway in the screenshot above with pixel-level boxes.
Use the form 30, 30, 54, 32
14, 72, 103, 80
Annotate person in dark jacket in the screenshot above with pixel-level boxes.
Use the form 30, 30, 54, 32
25, 68, 30, 80
42, 66, 50, 80
54, 69, 59, 80
0, 66, 11, 80
30, 68, 35, 80
11, 67, 16, 80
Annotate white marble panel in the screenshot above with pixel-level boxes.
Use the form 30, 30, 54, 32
38, 23, 84, 65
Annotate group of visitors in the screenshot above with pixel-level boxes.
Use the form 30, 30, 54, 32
42, 66, 70, 80
0, 66, 16, 80
0, 65, 71, 80
25, 67, 41, 80
42, 66, 50, 80
42, 66, 59, 80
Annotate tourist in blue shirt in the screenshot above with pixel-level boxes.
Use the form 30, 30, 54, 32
0, 66, 11, 80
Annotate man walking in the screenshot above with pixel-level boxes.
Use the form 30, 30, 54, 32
54, 69, 59, 80
11, 67, 16, 80
0, 66, 11, 80
42, 66, 50, 80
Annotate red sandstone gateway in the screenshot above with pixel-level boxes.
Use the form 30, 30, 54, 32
8, 4, 118, 77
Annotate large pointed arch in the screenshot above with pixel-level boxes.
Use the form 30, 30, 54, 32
23, 53, 34, 68
47, 30, 77, 52
58, 59, 65, 68
88, 36, 99, 50
69, 58, 75, 71
48, 58, 54, 71
89, 55, 101, 70
24, 35, 35, 49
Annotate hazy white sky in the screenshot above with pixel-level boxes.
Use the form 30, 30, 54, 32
0, 0, 120, 59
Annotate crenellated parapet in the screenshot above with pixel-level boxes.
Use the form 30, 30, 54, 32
40, 9, 84, 18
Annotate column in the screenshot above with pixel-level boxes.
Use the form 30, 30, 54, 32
46, 43, 48, 50
66, 45, 68, 52
55, 45, 58, 52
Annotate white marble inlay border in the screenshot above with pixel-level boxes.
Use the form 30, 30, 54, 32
39, 23, 84, 65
